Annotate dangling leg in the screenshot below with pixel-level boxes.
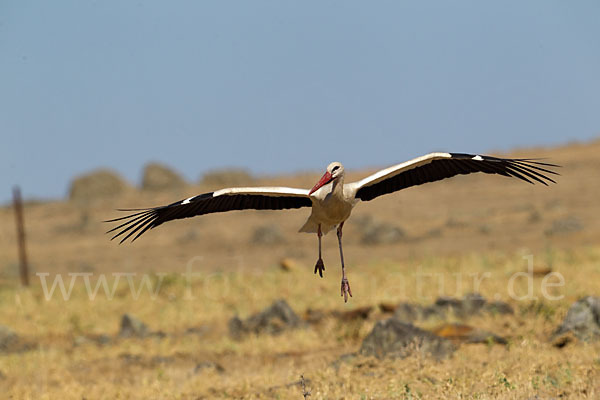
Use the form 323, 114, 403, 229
314, 224, 325, 278
337, 222, 352, 302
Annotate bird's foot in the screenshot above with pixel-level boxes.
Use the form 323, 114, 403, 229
340, 277, 352, 303
314, 258, 325, 278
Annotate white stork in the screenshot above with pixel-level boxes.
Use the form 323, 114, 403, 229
106, 152, 558, 302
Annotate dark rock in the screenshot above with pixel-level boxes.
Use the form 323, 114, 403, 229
393, 300, 469, 323
0, 325, 18, 351
544, 216, 583, 236
434, 296, 461, 308
119, 314, 150, 338
462, 293, 487, 313
552, 296, 600, 344
392, 294, 513, 323
229, 299, 303, 339
0, 326, 35, 353
393, 303, 424, 323
434, 293, 486, 318
359, 319, 456, 360
118, 352, 144, 364
96, 334, 112, 345
194, 361, 225, 374
228, 317, 245, 340
485, 301, 514, 315
421, 305, 447, 320
245, 299, 302, 332
141, 162, 187, 191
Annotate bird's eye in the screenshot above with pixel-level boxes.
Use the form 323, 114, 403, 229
332, 166, 340, 172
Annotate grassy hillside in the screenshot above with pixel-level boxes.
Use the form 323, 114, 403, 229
1, 140, 599, 398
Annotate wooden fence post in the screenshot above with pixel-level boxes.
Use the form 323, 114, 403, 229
13, 186, 30, 286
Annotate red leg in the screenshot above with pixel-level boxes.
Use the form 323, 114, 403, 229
314, 224, 325, 278
337, 222, 352, 302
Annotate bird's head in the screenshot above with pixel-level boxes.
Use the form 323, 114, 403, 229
309, 162, 344, 195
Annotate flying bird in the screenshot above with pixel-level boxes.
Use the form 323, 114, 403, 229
106, 152, 558, 302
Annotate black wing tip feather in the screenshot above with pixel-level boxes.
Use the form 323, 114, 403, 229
104, 194, 203, 243
103, 209, 150, 223
104, 207, 160, 244
449, 153, 560, 185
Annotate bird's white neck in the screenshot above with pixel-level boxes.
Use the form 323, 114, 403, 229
331, 176, 345, 199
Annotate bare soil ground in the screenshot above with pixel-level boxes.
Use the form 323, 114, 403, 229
1, 140, 599, 398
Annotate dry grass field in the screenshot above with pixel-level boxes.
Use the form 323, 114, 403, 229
1, 140, 600, 399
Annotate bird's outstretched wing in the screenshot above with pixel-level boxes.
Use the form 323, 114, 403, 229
105, 187, 312, 243
350, 152, 559, 202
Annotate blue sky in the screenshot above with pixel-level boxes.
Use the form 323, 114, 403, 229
2, 1, 599, 203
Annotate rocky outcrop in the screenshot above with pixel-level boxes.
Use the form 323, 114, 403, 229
229, 299, 303, 339
69, 169, 130, 201
141, 162, 187, 191
119, 314, 150, 338
359, 319, 455, 360
552, 296, 600, 345
392, 293, 513, 323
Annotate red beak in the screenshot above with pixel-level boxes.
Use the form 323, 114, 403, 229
309, 171, 333, 195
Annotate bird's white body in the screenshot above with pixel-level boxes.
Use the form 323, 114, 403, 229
301, 170, 357, 234
300, 153, 454, 233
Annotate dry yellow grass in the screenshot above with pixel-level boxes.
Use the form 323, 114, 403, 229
1, 250, 600, 399
1, 140, 600, 398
